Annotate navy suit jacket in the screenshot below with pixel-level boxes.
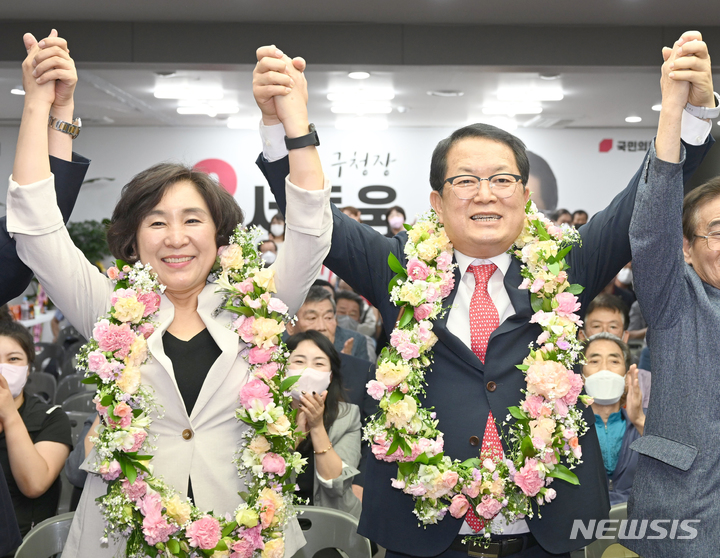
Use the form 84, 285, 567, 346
257, 137, 712, 555
1, 154, 89, 305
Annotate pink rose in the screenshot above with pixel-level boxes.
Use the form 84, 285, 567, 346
87, 351, 108, 373
107, 266, 119, 280
267, 298, 288, 314
476, 494, 503, 519
425, 285, 440, 303
416, 323, 434, 344
234, 278, 254, 295
448, 494, 470, 518
544, 487, 557, 503
239, 379, 272, 409
138, 323, 155, 339
554, 292, 580, 318
234, 316, 256, 343
248, 346, 274, 364
100, 460, 121, 481
186, 516, 222, 549
397, 342, 420, 360
530, 278, 545, 293
561, 371, 584, 406
137, 292, 161, 317
536, 331, 550, 345
407, 258, 430, 281
262, 452, 287, 476
414, 303, 433, 321
436, 251, 452, 271
439, 272, 455, 297
463, 479, 482, 499
514, 458, 544, 497
121, 477, 148, 502
95, 322, 136, 359
114, 401, 132, 418
366, 380, 386, 400
526, 360, 572, 400
254, 362, 280, 380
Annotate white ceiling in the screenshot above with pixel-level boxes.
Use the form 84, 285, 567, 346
0, 1, 718, 130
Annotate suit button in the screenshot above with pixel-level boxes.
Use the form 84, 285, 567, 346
182, 429, 193, 440
469, 436, 480, 446
487, 381, 497, 392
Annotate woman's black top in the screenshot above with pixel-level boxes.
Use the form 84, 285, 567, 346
295, 441, 315, 505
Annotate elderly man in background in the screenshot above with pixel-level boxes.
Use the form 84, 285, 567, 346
626, 33, 718, 557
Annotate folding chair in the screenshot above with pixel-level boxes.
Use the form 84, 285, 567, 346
61, 391, 95, 413
25, 372, 57, 405
33, 342, 65, 376
292, 506, 372, 558
14, 511, 74, 558
56, 374, 88, 404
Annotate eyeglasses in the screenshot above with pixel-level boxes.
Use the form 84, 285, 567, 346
694, 233, 720, 251
444, 173, 523, 200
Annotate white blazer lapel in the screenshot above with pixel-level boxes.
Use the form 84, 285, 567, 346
146, 293, 187, 407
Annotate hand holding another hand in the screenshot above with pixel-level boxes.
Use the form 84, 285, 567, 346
22, 30, 77, 110
661, 31, 714, 112
253, 45, 308, 131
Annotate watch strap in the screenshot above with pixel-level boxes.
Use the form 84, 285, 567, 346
684, 92, 720, 120
48, 115, 82, 139
284, 123, 320, 150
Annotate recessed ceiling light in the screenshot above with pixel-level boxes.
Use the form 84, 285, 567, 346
348, 71, 370, 80
331, 103, 392, 115
396, 106, 409, 113
651, 104, 662, 111
327, 90, 395, 102
482, 102, 542, 116
227, 116, 259, 130
10, 86, 24, 96
539, 73, 561, 80
625, 116, 642, 123
154, 77, 223, 100
427, 90, 464, 97
498, 84, 563, 102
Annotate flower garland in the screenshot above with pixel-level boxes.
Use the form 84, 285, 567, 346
363, 201, 593, 537
79, 226, 305, 558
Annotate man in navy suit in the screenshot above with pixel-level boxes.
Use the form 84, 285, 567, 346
252, 40, 714, 557
1, 31, 88, 306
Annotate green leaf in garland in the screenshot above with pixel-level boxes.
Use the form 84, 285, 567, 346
520, 436, 535, 459
387, 433, 401, 456
398, 436, 412, 456
214, 539, 229, 552
81, 375, 99, 385
280, 374, 301, 393
398, 462, 415, 476
225, 305, 254, 317
507, 406, 527, 421
530, 295, 544, 313
167, 539, 180, 555
388, 273, 403, 294
415, 452, 429, 465
547, 261, 561, 276
556, 245, 572, 261
546, 464, 580, 485
460, 457, 481, 469
516, 364, 529, 371
389, 390, 404, 404
398, 306, 414, 328
387, 252, 407, 275
426, 452, 445, 465
125, 462, 138, 485
100, 394, 114, 407
565, 283, 585, 295
541, 297, 553, 312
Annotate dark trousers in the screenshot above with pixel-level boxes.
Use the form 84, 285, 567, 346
385, 542, 571, 558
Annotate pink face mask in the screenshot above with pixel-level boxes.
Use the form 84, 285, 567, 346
0, 363, 29, 398
289, 367, 331, 400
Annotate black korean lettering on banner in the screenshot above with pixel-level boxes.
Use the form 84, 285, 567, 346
247, 185, 343, 230
617, 141, 626, 151
358, 185, 397, 205
628, 141, 637, 152
359, 207, 391, 228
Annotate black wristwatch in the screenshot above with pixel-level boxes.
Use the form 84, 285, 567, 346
284, 123, 320, 150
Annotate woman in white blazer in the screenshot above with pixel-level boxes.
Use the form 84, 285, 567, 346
7, 32, 331, 557
286, 331, 363, 519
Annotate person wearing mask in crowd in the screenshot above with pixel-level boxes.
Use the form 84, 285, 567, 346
259, 238, 277, 265
626, 33, 719, 557
601, 265, 636, 309
334, 290, 377, 358
7, 32, 332, 557
0, 321, 72, 554
385, 205, 407, 237
290, 286, 370, 361
338, 280, 385, 348
268, 212, 286, 252
582, 333, 644, 505
286, 330, 362, 518
341, 206, 363, 223
551, 208, 572, 226
252, 33, 713, 557
572, 210, 589, 228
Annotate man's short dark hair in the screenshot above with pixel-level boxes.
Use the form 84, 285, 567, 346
551, 208, 571, 222
259, 239, 277, 252
584, 332, 632, 370
304, 285, 336, 312
335, 290, 364, 313
572, 209, 588, 220
585, 293, 630, 330
429, 123, 530, 194
107, 163, 243, 263
683, 177, 720, 241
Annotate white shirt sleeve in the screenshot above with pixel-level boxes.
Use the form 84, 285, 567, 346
260, 121, 289, 162
680, 110, 713, 146
316, 461, 349, 487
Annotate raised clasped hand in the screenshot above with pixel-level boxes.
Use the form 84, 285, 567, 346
661, 31, 714, 111
21, 29, 77, 109
253, 45, 308, 127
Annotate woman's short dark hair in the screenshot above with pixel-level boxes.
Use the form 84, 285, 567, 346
286, 330, 346, 439
429, 123, 530, 194
0, 321, 35, 364
106, 163, 244, 263
683, 177, 720, 241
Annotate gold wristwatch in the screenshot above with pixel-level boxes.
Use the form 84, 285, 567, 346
48, 115, 82, 139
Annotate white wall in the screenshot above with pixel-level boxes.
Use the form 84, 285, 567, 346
0, 125, 655, 230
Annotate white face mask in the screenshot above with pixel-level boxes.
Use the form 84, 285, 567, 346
270, 224, 285, 237
583, 369, 626, 405
388, 216, 405, 230
0, 363, 29, 398
261, 251, 277, 265
617, 267, 633, 285
289, 367, 331, 400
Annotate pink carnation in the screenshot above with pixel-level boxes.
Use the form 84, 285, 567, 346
554, 398, 568, 417
366, 380, 386, 400
554, 292, 580, 318
522, 395, 551, 419
463, 479, 482, 499
110, 288, 136, 306
262, 453, 287, 476
254, 362, 280, 380
436, 251, 452, 271
232, 525, 265, 557
248, 346, 274, 364
87, 351, 108, 374
514, 458, 544, 497
234, 316, 256, 343
129, 431, 147, 452
414, 303, 433, 321
417, 323, 433, 344
407, 258, 430, 281
439, 272, 455, 297
448, 494, 470, 518
138, 323, 155, 339
425, 285, 440, 303
267, 298, 288, 314
239, 379, 272, 409
397, 342, 420, 360
561, 371, 584, 406
526, 360, 572, 400
95, 321, 136, 359
235, 278, 255, 295
476, 495, 503, 519
390, 329, 410, 348
121, 477, 148, 502
186, 516, 222, 549
137, 292, 161, 317
100, 460, 121, 481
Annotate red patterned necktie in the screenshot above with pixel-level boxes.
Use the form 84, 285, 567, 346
465, 263, 504, 533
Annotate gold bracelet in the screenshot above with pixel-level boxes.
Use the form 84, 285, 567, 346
314, 442, 333, 455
